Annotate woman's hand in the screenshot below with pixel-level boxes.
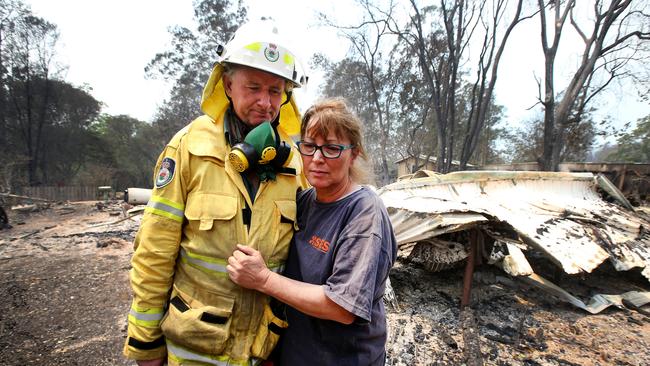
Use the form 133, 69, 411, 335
228, 245, 354, 324
227, 244, 272, 291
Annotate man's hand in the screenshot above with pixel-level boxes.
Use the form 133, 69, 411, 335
227, 244, 272, 291
136, 358, 164, 366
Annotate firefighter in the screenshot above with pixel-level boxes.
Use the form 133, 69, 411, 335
123, 18, 308, 366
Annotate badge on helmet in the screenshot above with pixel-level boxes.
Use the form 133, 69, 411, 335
216, 18, 308, 89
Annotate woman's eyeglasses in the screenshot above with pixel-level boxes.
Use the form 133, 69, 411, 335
296, 141, 355, 159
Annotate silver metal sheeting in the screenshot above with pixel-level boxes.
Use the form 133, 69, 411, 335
378, 171, 650, 281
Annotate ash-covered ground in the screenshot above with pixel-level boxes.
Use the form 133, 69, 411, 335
1, 201, 648, 366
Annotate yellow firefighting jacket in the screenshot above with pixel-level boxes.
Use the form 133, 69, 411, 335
124, 63, 308, 365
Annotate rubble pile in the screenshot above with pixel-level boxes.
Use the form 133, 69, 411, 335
386, 259, 650, 366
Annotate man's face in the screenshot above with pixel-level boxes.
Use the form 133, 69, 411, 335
224, 66, 286, 127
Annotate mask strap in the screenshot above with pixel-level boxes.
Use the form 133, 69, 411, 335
270, 117, 295, 175
281, 90, 292, 107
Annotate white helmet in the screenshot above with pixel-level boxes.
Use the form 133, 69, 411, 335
218, 18, 307, 89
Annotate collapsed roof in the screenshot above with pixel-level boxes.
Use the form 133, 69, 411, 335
378, 170, 650, 313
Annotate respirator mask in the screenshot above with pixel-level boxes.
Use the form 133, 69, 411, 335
228, 121, 294, 181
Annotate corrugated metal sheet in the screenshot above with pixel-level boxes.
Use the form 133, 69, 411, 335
378, 171, 650, 282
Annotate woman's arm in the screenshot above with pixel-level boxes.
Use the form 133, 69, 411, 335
227, 244, 355, 324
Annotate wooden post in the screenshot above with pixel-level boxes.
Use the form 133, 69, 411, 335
461, 229, 484, 365
461, 229, 479, 308
618, 165, 627, 191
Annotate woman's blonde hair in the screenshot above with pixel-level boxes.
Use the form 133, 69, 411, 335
301, 97, 372, 184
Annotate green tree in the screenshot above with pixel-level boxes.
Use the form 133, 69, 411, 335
1, 0, 103, 187
455, 87, 507, 166
1, 0, 63, 185
147, 0, 247, 143
504, 111, 597, 163
85, 114, 160, 189
606, 114, 650, 162
40, 80, 102, 184
381, 0, 529, 172
316, 55, 396, 183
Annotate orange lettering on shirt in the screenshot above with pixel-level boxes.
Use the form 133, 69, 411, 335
309, 235, 330, 253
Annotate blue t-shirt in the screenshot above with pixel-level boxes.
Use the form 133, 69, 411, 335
280, 186, 397, 366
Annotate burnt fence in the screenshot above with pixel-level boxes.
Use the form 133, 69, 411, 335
17, 186, 113, 202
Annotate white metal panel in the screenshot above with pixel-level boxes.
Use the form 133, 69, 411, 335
379, 171, 650, 281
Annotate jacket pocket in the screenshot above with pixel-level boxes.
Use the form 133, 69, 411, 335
185, 192, 238, 243
160, 286, 235, 355
250, 302, 288, 360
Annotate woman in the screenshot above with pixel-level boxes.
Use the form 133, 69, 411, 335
227, 97, 397, 365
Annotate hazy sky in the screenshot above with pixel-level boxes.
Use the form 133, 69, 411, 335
22, 0, 342, 121
22, 0, 649, 140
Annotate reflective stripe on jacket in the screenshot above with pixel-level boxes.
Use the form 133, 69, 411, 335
166, 339, 262, 366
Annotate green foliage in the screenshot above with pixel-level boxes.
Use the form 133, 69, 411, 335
0, 0, 112, 190
503, 112, 597, 163
315, 49, 407, 184
317, 56, 376, 128
501, 117, 544, 163
145, 0, 247, 85
151, 72, 204, 144
146, 0, 247, 141
4, 76, 102, 184
1, 0, 253, 192
1, 0, 105, 187
316, 56, 385, 181
80, 115, 159, 189
392, 39, 439, 167
41, 80, 103, 183
605, 114, 650, 163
